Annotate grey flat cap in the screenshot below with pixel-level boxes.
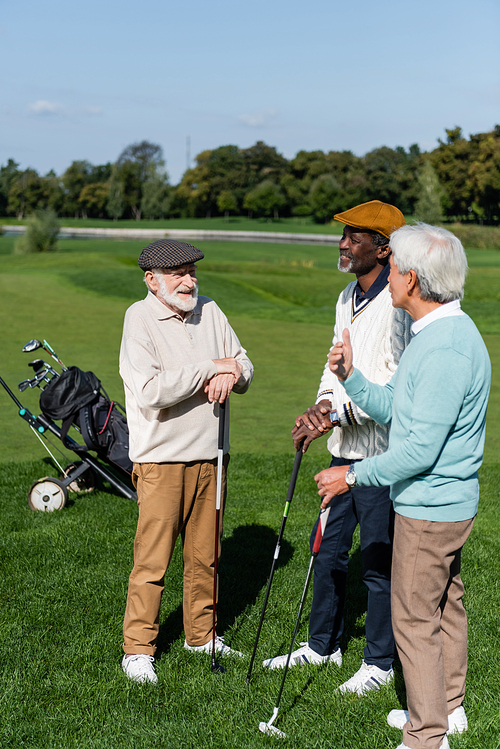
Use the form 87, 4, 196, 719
138, 239, 204, 270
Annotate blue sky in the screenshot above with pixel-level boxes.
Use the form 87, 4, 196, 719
1, 0, 499, 184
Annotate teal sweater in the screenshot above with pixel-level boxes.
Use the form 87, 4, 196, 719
344, 314, 491, 521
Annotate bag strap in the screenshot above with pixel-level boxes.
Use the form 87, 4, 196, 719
60, 415, 87, 452
79, 405, 99, 451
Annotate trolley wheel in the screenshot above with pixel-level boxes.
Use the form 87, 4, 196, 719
62, 462, 96, 494
28, 477, 68, 512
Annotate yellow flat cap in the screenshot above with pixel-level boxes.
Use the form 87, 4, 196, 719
334, 200, 405, 238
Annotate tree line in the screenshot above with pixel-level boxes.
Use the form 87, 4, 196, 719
1, 126, 499, 225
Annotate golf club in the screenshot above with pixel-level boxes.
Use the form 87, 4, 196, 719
211, 399, 226, 674
22, 339, 68, 371
28, 359, 45, 373
258, 505, 331, 739
246, 443, 304, 684
18, 363, 59, 392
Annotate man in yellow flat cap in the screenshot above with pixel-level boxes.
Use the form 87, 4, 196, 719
263, 201, 412, 694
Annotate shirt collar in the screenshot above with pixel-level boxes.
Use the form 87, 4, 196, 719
354, 264, 390, 304
411, 299, 464, 336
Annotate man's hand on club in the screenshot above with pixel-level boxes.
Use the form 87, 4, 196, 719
328, 329, 354, 381
292, 400, 337, 452
314, 466, 350, 508
213, 356, 243, 381
204, 373, 237, 403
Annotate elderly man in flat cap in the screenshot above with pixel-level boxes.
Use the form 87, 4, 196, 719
120, 239, 253, 684
263, 200, 412, 694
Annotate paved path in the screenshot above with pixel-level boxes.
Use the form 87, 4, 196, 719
2, 225, 341, 246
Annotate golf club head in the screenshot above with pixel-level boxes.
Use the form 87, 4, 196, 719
22, 339, 42, 353
211, 659, 226, 674
258, 722, 286, 739
28, 359, 45, 372
18, 380, 30, 392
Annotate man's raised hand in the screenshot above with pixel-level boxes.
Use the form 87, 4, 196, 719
328, 329, 354, 381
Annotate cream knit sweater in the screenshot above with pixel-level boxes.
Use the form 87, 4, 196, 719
120, 292, 253, 463
316, 281, 411, 460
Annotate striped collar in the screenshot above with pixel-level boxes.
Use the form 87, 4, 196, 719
352, 265, 390, 320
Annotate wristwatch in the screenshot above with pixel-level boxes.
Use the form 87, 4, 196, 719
345, 463, 357, 487
329, 409, 340, 426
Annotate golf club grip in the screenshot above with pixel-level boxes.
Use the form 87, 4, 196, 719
286, 445, 303, 501
218, 400, 226, 450
311, 506, 331, 555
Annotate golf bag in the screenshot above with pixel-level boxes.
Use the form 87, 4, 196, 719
40, 366, 133, 475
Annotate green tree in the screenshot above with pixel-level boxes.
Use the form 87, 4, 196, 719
14, 208, 60, 253
468, 127, 500, 223
79, 182, 109, 218
430, 128, 474, 220
174, 141, 290, 218
243, 180, 286, 219
107, 165, 126, 220
7, 169, 46, 219
61, 160, 94, 217
363, 145, 420, 213
115, 141, 164, 220
414, 160, 445, 224
0, 159, 20, 216
217, 190, 238, 221
308, 174, 341, 223
141, 166, 171, 219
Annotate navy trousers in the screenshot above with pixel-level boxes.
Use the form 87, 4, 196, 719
308, 456, 395, 670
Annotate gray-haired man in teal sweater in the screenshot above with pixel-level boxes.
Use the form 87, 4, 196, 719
316, 224, 491, 749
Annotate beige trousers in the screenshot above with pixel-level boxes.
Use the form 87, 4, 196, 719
391, 513, 474, 749
123, 458, 227, 655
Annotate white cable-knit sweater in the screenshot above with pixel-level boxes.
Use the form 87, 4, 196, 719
316, 281, 411, 460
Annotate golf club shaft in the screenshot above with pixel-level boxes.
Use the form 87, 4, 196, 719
212, 400, 226, 669
246, 444, 304, 684
270, 506, 331, 714
42, 340, 68, 371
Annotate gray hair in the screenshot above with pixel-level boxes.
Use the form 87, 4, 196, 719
143, 268, 165, 293
390, 223, 468, 302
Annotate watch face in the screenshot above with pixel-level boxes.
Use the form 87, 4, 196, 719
346, 469, 356, 486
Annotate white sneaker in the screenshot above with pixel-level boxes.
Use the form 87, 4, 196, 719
263, 642, 342, 670
184, 635, 245, 657
388, 705, 467, 734
396, 738, 449, 749
122, 654, 158, 684
336, 660, 393, 694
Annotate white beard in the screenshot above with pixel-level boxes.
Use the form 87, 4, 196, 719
338, 256, 353, 273
157, 275, 199, 312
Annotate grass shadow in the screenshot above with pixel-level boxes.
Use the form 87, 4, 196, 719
218, 523, 294, 631
156, 523, 294, 655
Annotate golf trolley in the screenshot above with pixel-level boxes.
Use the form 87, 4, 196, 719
0, 338, 137, 511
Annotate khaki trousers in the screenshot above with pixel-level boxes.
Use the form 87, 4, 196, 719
391, 513, 474, 749
123, 458, 228, 655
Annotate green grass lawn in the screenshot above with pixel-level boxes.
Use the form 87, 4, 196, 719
0, 214, 343, 235
0, 234, 498, 748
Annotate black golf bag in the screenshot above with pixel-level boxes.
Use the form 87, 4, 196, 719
39, 366, 133, 476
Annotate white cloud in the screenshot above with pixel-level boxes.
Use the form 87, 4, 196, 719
238, 108, 277, 128
28, 100, 63, 115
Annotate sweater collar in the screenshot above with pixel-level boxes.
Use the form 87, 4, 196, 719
352, 264, 390, 317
